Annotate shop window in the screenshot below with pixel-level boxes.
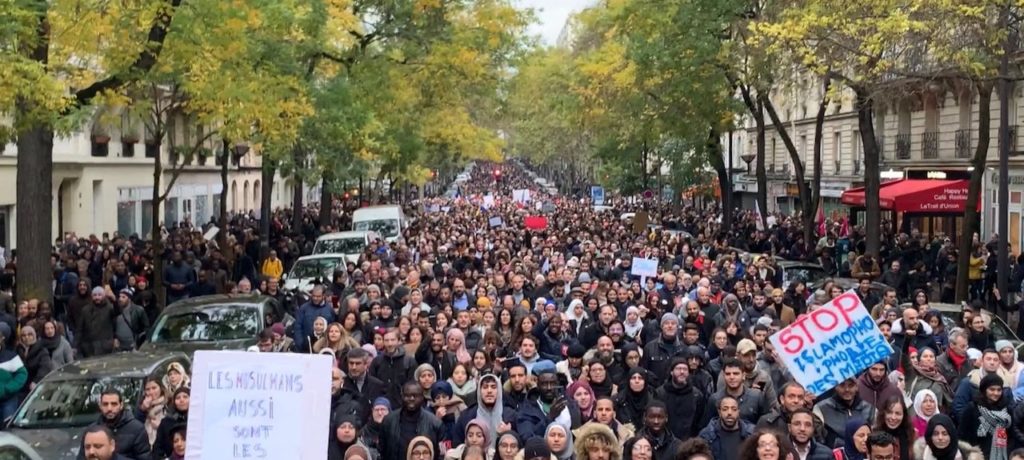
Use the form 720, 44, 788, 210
1012, 191, 1021, 204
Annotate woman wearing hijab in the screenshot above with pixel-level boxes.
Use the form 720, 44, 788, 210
832, 418, 870, 460
495, 432, 520, 460
565, 300, 590, 338
545, 423, 575, 460
328, 414, 374, 460
444, 419, 494, 460
959, 374, 1012, 460
612, 368, 650, 428
448, 363, 477, 406
622, 307, 643, 341
567, 380, 596, 422
902, 342, 952, 412
153, 388, 190, 459
913, 414, 984, 460
913, 389, 939, 438
447, 329, 472, 365
407, 436, 436, 460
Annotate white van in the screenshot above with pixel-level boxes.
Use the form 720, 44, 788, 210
351, 205, 407, 242
283, 254, 345, 293
312, 230, 381, 263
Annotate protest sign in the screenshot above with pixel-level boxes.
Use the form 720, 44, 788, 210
185, 351, 333, 460
203, 226, 219, 241
488, 216, 503, 227
524, 216, 548, 230
769, 291, 892, 395
513, 189, 531, 203
591, 186, 605, 205
483, 194, 495, 209
630, 257, 658, 285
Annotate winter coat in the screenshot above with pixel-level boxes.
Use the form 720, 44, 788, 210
573, 423, 620, 460
75, 300, 118, 358
0, 348, 26, 402
42, 334, 74, 369
911, 438, 984, 460
378, 410, 444, 460
698, 419, 755, 460
653, 380, 705, 440
640, 336, 685, 387
368, 348, 417, 408
293, 301, 337, 352
77, 410, 152, 460
152, 411, 187, 459
114, 302, 149, 351
813, 396, 876, 448
857, 373, 904, 412
515, 390, 583, 440
706, 387, 772, 426
17, 342, 52, 385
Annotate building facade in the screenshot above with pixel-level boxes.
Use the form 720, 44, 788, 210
0, 112, 313, 248
726, 79, 1024, 253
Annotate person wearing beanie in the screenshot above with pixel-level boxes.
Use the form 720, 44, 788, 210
654, 356, 705, 440
960, 373, 1011, 460
641, 311, 684, 387
517, 364, 583, 440
360, 397, 391, 454
556, 342, 587, 386
269, 322, 295, 352
996, 340, 1023, 388
953, 348, 1013, 417
113, 286, 148, 352
75, 284, 117, 358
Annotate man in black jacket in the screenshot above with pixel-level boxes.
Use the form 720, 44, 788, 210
415, 330, 456, 381
378, 381, 443, 460
77, 389, 150, 460
653, 357, 704, 441
343, 347, 385, 417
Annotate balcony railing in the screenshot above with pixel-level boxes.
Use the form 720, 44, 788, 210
922, 131, 939, 159
955, 129, 971, 159
895, 133, 911, 160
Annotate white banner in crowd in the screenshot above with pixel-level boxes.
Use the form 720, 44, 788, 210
185, 351, 333, 460
513, 189, 531, 203
769, 291, 893, 395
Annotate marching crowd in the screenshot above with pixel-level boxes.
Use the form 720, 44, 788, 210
1, 159, 1024, 460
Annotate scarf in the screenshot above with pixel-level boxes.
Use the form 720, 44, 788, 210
449, 377, 477, 400
623, 307, 643, 338
978, 405, 1010, 460
567, 380, 595, 420
590, 373, 613, 399
545, 422, 574, 460
947, 348, 967, 371
912, 360, 950, 394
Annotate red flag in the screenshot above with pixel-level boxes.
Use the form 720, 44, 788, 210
524, 216, 548, 230
840, 215, 850, 237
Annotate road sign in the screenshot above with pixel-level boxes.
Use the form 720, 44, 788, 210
642, 189, 654, 200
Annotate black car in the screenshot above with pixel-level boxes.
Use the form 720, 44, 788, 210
139, 294, 285, 355
8, 352, 190, 460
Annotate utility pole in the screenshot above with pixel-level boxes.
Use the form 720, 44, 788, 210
998, 2, 1013, 315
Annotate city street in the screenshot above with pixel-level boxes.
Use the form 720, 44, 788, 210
2, 1, 1024, 460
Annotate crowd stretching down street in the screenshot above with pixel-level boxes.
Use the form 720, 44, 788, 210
2, 159, 1024, 460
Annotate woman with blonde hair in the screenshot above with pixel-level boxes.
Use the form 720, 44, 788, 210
314, 322, 359, 355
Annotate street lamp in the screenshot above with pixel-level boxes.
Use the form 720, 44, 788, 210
740, 154, 756, 174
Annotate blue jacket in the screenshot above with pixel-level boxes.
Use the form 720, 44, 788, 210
293, 301, 336, 351
515, 391, 582, 440
952, 371, 1011, 418
698, 418, 755, 460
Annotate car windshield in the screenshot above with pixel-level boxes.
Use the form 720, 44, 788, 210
150, 304, 260, 343
313, 237, 364, 255
289, 258, 342, 279
785, 267, 828, 286
353, 219, 398, 237
11, 377, 141, 429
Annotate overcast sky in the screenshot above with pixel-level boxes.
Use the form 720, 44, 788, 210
515, 0, 594, 45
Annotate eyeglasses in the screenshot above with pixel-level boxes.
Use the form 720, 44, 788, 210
758, 441, 779, 449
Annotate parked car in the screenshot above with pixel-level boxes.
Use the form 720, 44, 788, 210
352, 205, 407, 242
311, 230, 381, 263
777, 260, 828, 289
282, 254, 346, 294
0, 432, 45, 460
920, 302, 1024, 355
7, 352, 190, 460
138, 294, 281, 355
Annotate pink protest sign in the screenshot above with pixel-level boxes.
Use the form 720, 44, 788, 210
769, 291, 893, 395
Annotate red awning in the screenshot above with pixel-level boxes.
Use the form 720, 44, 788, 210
840, 179, 974, 213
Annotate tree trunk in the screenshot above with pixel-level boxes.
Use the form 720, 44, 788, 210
956, 81, 994, 301
15, 123, 54, 303
319, 167, 334, 229
260, 156, 274, 243
755, 98, 768, 229
291, 145, 304, 233
811, 78, 830, 257
218, 145, 229, 250
855, 88, 881, 257
151, 141, 165, 307
707, 128, 733, 230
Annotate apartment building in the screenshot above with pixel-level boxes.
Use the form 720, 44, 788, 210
725, 80, 1024, 253
0, 110, 310, 248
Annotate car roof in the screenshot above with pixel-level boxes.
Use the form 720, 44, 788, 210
295, 254, 347, 261
317, 231, 373, 240
46, 352, 189, 381
162, 294, 270, 314
777, 260, 824, 269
